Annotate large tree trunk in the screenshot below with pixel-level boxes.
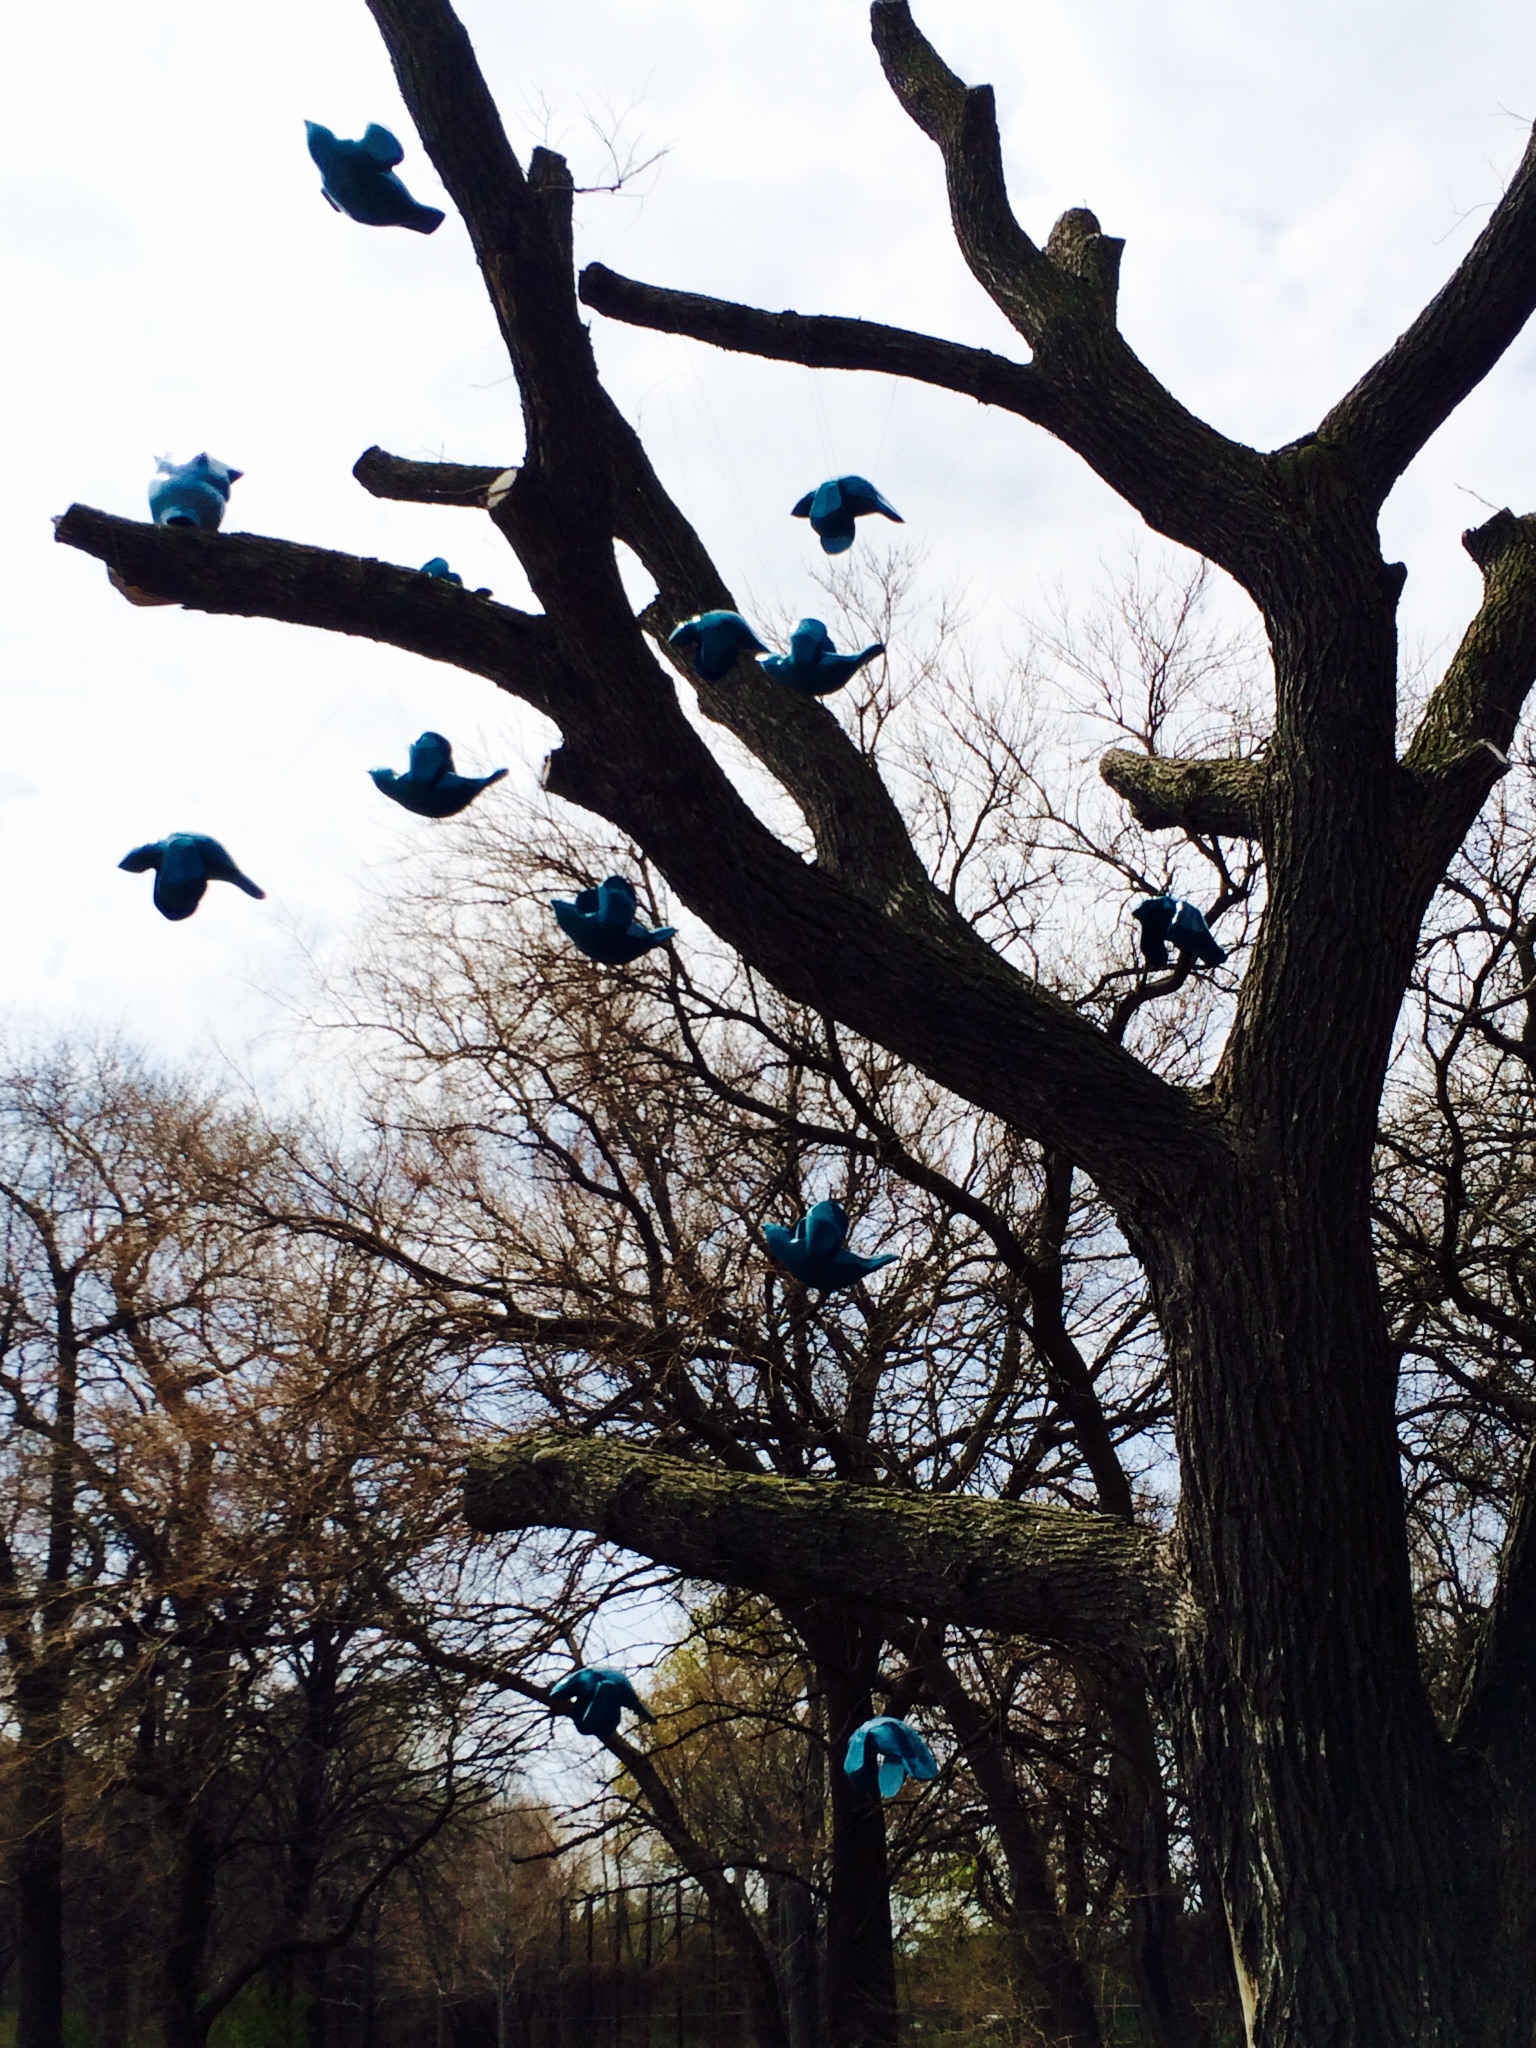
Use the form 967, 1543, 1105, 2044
1160, 1169, 1500, 2048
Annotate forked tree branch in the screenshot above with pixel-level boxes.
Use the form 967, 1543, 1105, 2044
1099, 750, 1268, 840
464, 1431, 1182, 1674
1319, 126, 1536, 504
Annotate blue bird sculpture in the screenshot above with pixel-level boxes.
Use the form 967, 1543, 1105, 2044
791, 476, 903, 556
148, 453, 242, 533
1133, 894, 1227, 972
548, 1666, 656, 1740
761, 618, 885, 697
420, 557, 491, 597
551, 875, 676, 965
370, 732, 507, 819
305, 121, 444, 234
764, 1199, 896, 1293
118, 834, 266, 922
844, 1717, 939, 1800
668, 610, 768, 683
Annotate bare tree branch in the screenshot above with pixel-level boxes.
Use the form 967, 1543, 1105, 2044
464, 1432, 1181, 1673
1318, 127, 1536, 502
52, 506, 568, 717
578, 267, 1047, 418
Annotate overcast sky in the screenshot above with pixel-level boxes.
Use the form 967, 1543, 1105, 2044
5, 0, 1536, 1082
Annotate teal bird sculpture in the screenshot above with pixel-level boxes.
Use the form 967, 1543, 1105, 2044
761, 618, 884, 697
305, 122, 444, 234
119, 834, 266, 922
148, 453, 241, 532
844, 1717, 939, 1799
551, 875, 676, 965
370, 732, 507, 819
764, 1200, 896, 1292
791, 476, 903, 555
668, 610, 768, 683
1133, 894, 1227, 971
548, 1666, 656, 1740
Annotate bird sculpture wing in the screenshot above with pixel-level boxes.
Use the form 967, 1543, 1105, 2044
808, 480, 846, 524
408, 732, 454, 785
790, 490, 816, 519
596, 876, 639, 929
667, 618, 702, 649
1171, 901, 1227, 967
803, 1201, 849, 1260
551, 899, 593, 944
194, 839, 266, 899
840, 477, 904, 522
763, 1223, 796, 1264
359, 124, 405, 167
843, 1725, 872, 1778
889, 1719, 939, 1780
790, 619, 833, 665
726, 614, 768, 653
118, 843, 164, 875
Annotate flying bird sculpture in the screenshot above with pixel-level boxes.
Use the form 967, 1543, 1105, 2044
1133, 894, 1228, 971
761, 617, 885, 697
548, 1666, 656, 1740
305, 121, 444, 233
667, 610, 767, 683
148, 453, 242, 532
844, 1717, 939, 1799
764, 1199, 896, 1293
369, 731, 507, 819
550, 874, 676, 965
118, 834, 266, 922
791, 475, 903, 555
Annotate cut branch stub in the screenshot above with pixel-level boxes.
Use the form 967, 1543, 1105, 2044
1407, 510, 1536, 777
1099, 750, 1267, 840
464, 1430, 1182, 1673
353, 447, 506, 507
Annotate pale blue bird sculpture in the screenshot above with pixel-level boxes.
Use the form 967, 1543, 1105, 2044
118, 834, 266, 922
764, 1199, 896, 1293
1132, 894, 1227, 972
548, 1666, 656, 1740
305, 121, 444, 234
761, 618, 885, 697
668, 610, 768, 683
148, 454, 241, 532
551, 875, 676, 965
844, 1717, 939, 1799
370, 732, 507, 819
791, 476, 903, 555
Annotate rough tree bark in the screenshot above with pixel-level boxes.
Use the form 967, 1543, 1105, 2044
53, 1, 1536, 2040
